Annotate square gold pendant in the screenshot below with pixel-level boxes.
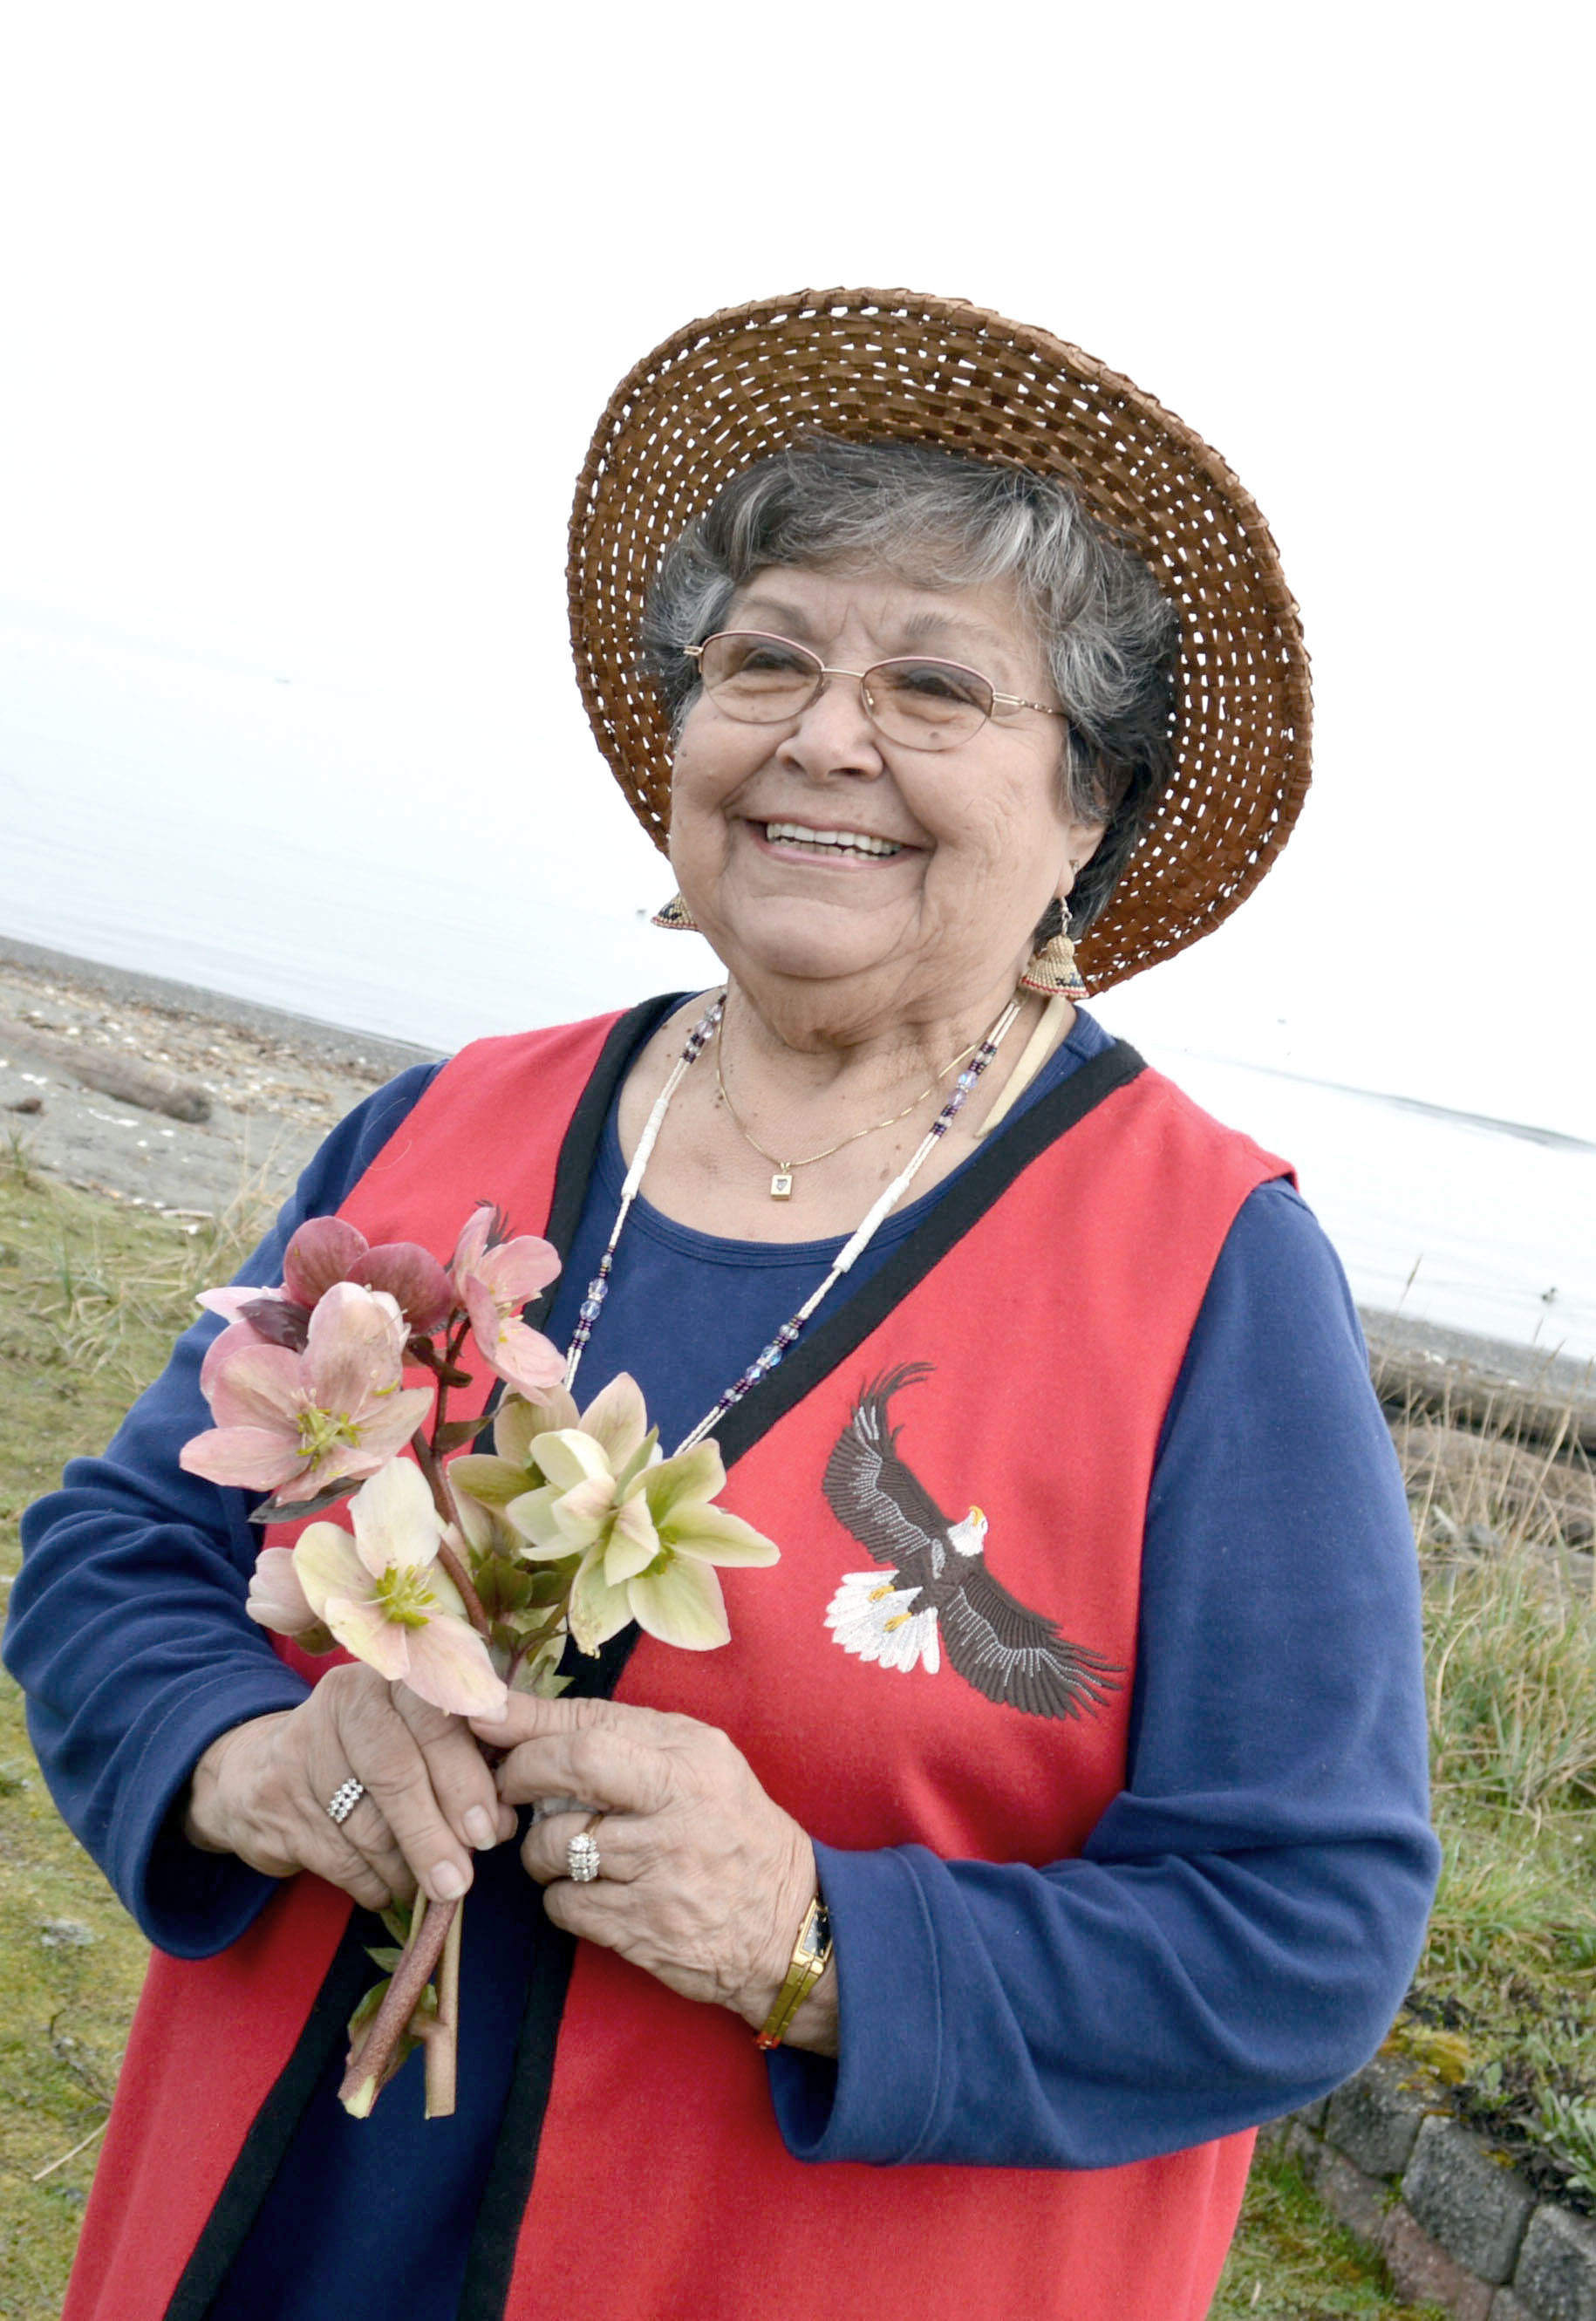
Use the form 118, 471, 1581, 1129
770, 1171, 795, 1201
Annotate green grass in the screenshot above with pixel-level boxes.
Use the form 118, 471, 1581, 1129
1390, 1541, 1596, 2211
1, 1143, 1592, 2316
1214, 2150, 1446, 2318
0, 1143, 268, 2317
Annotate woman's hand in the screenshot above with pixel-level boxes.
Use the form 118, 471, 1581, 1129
184, 1662, 516, 1914
471, 1695, 837, 2056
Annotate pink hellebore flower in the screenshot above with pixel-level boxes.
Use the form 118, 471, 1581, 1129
245, 1546, 333, 1652
180, 1280, 434, 1500
196, 1217, 453, 1348
285, 1217, 454, 1332
292, 1459, 508, 1718
450, 1204, 563, 1401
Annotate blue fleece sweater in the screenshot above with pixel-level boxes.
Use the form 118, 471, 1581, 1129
4, 1007, 1439, 2321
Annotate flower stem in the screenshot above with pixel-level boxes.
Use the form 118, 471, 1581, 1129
423, 1893, 464, 2119
437, 1535, 490, 1637
339, 1891, 460, 2116
412, 1314, 493, 1640
408, 1418, 491, 1638
410, 1424, 453, 1523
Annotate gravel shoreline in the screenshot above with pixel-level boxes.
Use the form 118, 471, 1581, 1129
0, 934, 440, 1221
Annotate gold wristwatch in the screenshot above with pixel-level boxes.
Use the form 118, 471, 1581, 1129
754, 1893, 832, 2051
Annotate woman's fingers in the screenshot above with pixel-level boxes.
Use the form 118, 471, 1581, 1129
474, 1693, 818, 2024
520, 1808, 642, 1889
472, 1696, 683, 1819
319, 1803, 406, 1913
390, 1683, 517, 1854
185, 1705, 406, 1907
187, 1666, 516, 1912
324, 1676, 482, 1904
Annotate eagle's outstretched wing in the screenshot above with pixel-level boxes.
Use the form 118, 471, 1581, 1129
938, 1560, 1124, 1721
822, 1363, 949, 1570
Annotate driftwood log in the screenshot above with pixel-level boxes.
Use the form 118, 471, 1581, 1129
1363, 1311, 1596, 1459
2, 1023, 212, 1123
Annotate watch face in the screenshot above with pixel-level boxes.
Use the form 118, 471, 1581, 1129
799, 1904, 831, 1961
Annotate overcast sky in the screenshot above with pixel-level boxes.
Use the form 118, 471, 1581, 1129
0, 3, 1589, 1136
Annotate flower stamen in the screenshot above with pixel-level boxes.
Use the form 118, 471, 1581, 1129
372, 1563, 441, 1629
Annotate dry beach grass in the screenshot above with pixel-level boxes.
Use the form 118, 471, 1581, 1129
1, 952, 1593, 2318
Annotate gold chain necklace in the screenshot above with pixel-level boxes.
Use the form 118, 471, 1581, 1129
714, 1014, 980, 1199
562, 991, 1023, 1452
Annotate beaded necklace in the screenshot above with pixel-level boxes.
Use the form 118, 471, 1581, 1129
562, 991, 1023, 1455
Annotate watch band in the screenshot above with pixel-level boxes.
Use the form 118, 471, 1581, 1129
754, 1893, 832, 2051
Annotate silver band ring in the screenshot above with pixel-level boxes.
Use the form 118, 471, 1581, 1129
567, 1818, 604, 1882
327, 1778, 365, 1826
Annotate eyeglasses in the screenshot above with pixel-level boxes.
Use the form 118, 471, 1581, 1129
682, 631, 1067, 753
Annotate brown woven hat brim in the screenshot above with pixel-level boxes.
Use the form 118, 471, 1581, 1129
568, 288, 1311, 990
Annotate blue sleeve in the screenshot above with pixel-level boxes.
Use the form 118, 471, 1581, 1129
768, 1179, 1442, 2167
2, 1063, 444, 1960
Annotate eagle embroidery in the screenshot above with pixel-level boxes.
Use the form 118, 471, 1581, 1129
822, 1364, 1123, 1720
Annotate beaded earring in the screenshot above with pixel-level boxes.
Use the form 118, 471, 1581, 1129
1018, 894, 1087, 999
651, 893, 700, 932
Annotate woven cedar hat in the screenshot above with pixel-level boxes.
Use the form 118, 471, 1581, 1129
568, 289, 1311, 990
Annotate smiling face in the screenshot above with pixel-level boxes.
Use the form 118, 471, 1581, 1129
667, 565, 1104, 1040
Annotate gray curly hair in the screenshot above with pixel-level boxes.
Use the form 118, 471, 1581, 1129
639, 433, 1180, 935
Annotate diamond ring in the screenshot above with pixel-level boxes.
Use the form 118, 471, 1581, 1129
326, 1778, 365, 1826
567, 1827, 603, 1882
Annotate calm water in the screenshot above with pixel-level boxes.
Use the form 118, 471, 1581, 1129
3, 597, 1593, 1363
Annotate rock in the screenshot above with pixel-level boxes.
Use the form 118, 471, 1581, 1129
1511, 2202, 1596, 2321
38, 1918, 94, 1948
1324, 2056, 1433, 2177
1312, 2145, 1388, 2247
1402, 2115, 1537, 2283
1491, 2290, 1543, 2321
1379, 2203, 1494, 2318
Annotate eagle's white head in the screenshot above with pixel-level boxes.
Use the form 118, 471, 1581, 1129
948, 1505, 987, 1558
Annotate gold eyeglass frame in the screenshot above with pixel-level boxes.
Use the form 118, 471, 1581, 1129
682, 631, 1067, 750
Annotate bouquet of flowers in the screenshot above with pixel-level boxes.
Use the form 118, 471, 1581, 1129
179, 1205, 778, 2118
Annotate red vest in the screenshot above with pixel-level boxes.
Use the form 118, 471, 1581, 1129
68, 1009, 1285, 2321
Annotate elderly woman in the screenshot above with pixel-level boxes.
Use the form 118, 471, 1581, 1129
6, 293, 1438, 2321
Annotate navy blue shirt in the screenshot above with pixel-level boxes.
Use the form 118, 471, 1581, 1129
5, 1006, 1440, 2321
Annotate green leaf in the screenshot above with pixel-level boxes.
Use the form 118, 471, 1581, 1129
521, 1561, 576, 1603
346, 1975, 392, 2046
250, 1477, 360, 1526
434, 1413, 495, 1453
473, 1554, 536, 1620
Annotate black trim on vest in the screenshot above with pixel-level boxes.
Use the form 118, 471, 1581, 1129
175, 999, 1142, 2321
172, 1005, 675, 2321
170, 1930, 377, 2320
458, 1022, 1145, 2319
454, 1621, 642, 2318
